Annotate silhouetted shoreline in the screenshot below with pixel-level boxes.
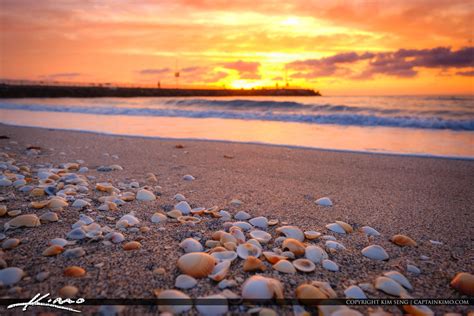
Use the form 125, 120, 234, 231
0, 84, 321, 98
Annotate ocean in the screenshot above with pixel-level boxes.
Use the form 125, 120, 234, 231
0, 95, 473, 158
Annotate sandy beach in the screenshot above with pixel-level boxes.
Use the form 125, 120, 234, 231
0, 123, 472, 315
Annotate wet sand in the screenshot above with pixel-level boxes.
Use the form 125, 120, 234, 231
0, 124, 473, 314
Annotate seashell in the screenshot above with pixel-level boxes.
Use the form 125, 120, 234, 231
232, 221, 252, 231
322, 259, 339, 272
50, 238, 69, 247
315, 197, 332, 206
234, 211, 251, 220
390, 234, 417, 247
249, 230, 272, 244
64, 266, 86, 277
178, 216, 201, 225
311, 281, 338, 298
5, 214, 40, 230
374, 276, 407, 296
183, 174, 195, 181
31, 187, 45, 196
335, 221, 353, 233
218, 279, 237, 290
242, 275, 284, 299
223, 242, 236, 251
121, 192, 135, 201
67, 227, 86, 240
262, 251, 287, 264
383, 271, 412, 290
243, 256, 267, 272
296, 284, 328, 304
123, 241, 141, 250
118, 214, 139, 226
195, 294, 228, 316
0, 179, 12, 186
0, 205, 6, 216
35, 271, 50, 282
72, 199, 90, 209
98, 201, 117, 211
104, 232, 125, 244
211, 250, 238, 263
218, 210, 232, 220
281, 238, 305, 256
136, 189, 156, 201
151, 212, 167, 223
304, 230, 321, 240
206, 240, 221, 248
268, 219, 279, 226
344, 285, 367, 299
305, 245, 328, 263
276, 226, 304, 241
175, 274, 197, 289
208, 260, 231, 281
83, 222, 101, 233
0, 267, 24, 286
174, 193, 186, 201
42, 245, 64, 256
178, 252, 216, 278
281, 251, 295, 260
8, 210, 21, 217
39, 212, 59, 223
362, 245, 389, 261
249, 216, 268, 229
220, 232, 238, 245
293, 258, 316, 272
229, 227, 246, 243
236, 242, 261, 259
59, 285, 79, 298
30, 200, 50, 209
407, 264, 421, 275
360, 226, 380, 236
229, 199, 242, 206
157, 290, 192, 314
2, 238, 20, 250
326, 223, 346, 234
402, 304, 434, 316
167, 209, 182, 219
72, 220, 86, 229
450, 272, 474, 296
63, 247, 86, 258
192, 207, 207, 216
180, 238, 203, 253
48, 197, 68, 210
273, 259, 296, 274
174, 201, 191, 214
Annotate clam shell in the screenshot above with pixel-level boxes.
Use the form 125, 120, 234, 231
268, 219, 279, 226
174, 201, 191, 214
374, 276, 407, 296
64, 266, 86, 277
174, 193, 186, 201
229, 227, 246, 243
326, 223, 346, 234
211, 251, 238, 263
247, 238, 262, 250
208, 260, 231, 281
304, 230, 321, 240
344, 285, 367, 299
118, 214, 140, 226
50, 238, 69, 247
48, 198, 68, 210
305, 245, 328, 263
232, 221, 252, 231
276, 226, 304, 241
311, 281, 338, 298
0, 267, 24, 286
236, 242, 261, 259
220, 232, 238, 245
296, 284, 328, 304
218, 210, 232, 221
123, 241, 141, 250
30, 200, 50, 209
243, 256, 266, 272
195, 294, 228, 316
178, 216, 201, 225
360, 226, 380, 236
282, 238, 305, 256
335, 221, 353, 233
5, 214, 40, 230
242, 275, 284, 299
72, 199, 90, 209
390, 234, 417, 247
402, 304, 434, 316
166, 209, 182, 219
63, 247, 86, 258
2, 238, 20, 250
273, 259, 296, 274
179, 238, 203, 253
362, 245, 389, 261
105, 232, 125, 244
59, 285, 79, 298
249, 230, 272, 244
383, 271, 412, 290
293, 258, 316, 272
151, 212, 167, 223
183, 174, 195, 181
262, 251, 287, 264
450, 272, 474, 296
322, 259, 339, 272
157, 290, 192, 314
39, 212, 59, 223
79, 214, 94, 224
315, 197, 332, 206
407, 264, 421, 275
67, 227, 86, 240
249, 216, 268, 229
175, 274, 197, 289
42, 245, 64, 256
178, 252, 216, 278
136, 189, 156, 201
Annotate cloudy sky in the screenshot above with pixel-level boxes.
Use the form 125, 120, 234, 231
0, 0, 473, 94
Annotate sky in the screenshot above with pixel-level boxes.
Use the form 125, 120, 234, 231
0, 0, 473, 95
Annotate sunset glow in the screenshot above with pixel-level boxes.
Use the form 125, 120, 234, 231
1, 0, 473, 95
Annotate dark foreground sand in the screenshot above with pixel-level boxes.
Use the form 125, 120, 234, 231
0, 124, 472, 315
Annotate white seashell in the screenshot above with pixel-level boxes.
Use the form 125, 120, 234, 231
383, 271, 412, 290
429, 240, 443, 245
79, 214, 94, 225
72, 199, 90, 209
293, 258, 316, 272
232, 221, 252, 231
326, 223, 346, 234
151, 212, 167, 223
249, 216, 268, 229
136, 189, 156, 201
174, 193, 186, 201
183, 174, 195, 181
315, 197, 332, 206
174, 201, 191, 215
208, 260, 231, 281
305, 245, 328, 263
234, 211, 251, 220
273, 259, 296, 273
104, 232, 125, 243
237, 242, 261, 259
325, 240, 346, 251
72, 220, 86, 229
218, 210, 232, 221
362, 245, 389, 261
281, 251, 295, 260
344, 285, 367, 299
218, 279, 237, 289
374, 276, 407, 297
361, 226, 380, 236
0, 267, 24, 286
63, 247, 86, 258
39, 212, 58, 223
0, 179, 12, 186
67, 227, 86, 240
230, 199, 242, 206
195, 294, 228, 316
321, 235, 336, 241
118, 214, 139, 226
242, 275, 284, 299
50, 238, 69, 247
211, 251, 238, 263
175, 274, 197, 289
276, 226, 304, 241
180, 238, 203, 253
304, 230, 321, 240
158, 290, 192, 314
322, 259, 339, 272
406, 264, 421, 275
249, 230, 272, 244
229, 227, 246, 243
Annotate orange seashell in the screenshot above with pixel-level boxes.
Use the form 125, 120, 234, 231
64, 266, 86, 277
390, 234, 417, 247
177, 253, 216, 278
450, 272, 474, 296
282, 238, 306, 256
296, 284, 328, 304
263, 251, 287, 264
43, 245, 64, 256
335, 221, 353, 233
30, 200, 50, 209
243, 256, 266, 272
31, 188, 45, 197
123, 241, 142, 251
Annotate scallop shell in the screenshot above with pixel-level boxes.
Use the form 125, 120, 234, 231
174, 201, 191, 215
383, 271, 412, 290
344, 285, 367, 299
178, 252, 216, 278
136, 189, 156, 201
5, 214, 40, 230
179, 238, 203, 253
322, 259, 339, 272
195, 294, 228, 316
236, 242, 261, 259
151, 212, 167, 223
234, 211, 251, 220
157, 290, 192, 314
249, 230, 272, 244
304, 231, 321, 240
362, 245, 389, 261
123, 241, 141, 250
276, 226, 304, 241
374, 276, 407, 296
42, 245, 64, 256
175, 274, 197, 289
64, 266, 86, 277
242, 275, 284, 299
305, 245, 328, 263
315, 197, 332, 206
282, 238, 306, 256
249, 216, 268, 229
211, 250, 238, 263
390, 234, 417, 247
360, 226, 380, 236
450, 272, 474, 296
326, 223, 346, 234
243, 256, 266, 272
0, 267, 24, 286
293, 258, 316, 272
273, 259, 296, 274
262, 251, 287, 264
2, 238, 20, 250
208, 260, 231, 281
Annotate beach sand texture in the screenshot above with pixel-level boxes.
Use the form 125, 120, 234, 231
0, 124, 472, 314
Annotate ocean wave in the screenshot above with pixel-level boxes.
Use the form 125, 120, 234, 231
1, 102, 473, 131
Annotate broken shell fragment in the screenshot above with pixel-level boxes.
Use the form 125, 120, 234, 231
293, 259, 316, 272
262, 251, 287, 264
390, 234, 417, 247
315, 197, 332, 206
178, 216, 201, 225
177, 252, 216, 278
